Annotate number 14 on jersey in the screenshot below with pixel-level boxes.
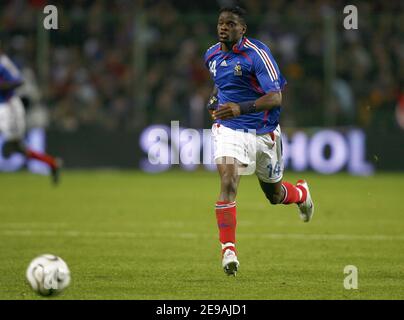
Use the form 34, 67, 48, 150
209, 60, 217, 77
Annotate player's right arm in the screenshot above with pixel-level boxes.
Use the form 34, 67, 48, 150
204, 44, 221, 119
206, 85, 219, 118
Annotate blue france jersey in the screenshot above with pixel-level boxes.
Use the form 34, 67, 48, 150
204, 37, 286, 134
0, 54, 22, 104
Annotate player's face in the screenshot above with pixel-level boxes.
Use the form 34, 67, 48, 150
217, 12, 246, 44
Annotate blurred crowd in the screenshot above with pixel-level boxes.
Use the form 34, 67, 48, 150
1, 0, 402, 132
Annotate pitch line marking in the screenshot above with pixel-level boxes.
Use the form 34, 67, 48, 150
0, 230, 404, 241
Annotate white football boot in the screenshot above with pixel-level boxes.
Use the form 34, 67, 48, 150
222, 249, 240, 276
296, 180, 314, 223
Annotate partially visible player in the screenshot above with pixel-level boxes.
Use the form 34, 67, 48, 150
0, 45, 62, 184
204, 7, 314, 276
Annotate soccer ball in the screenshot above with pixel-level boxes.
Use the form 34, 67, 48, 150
26, 254, 71, 296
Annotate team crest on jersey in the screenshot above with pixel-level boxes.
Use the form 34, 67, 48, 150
234, 63, 242, 76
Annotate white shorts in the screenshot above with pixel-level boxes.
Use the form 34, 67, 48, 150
0, 97, 26, 141
212, 123, 284, 183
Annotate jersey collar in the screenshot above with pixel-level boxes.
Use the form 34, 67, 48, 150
232, 37, 246, 53
220, 37, 246, 54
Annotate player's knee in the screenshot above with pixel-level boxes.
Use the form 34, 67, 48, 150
266, 192, 283, 205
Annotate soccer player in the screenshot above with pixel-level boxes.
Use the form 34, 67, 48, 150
204, 7, 314, 276
0, 46, 62, 184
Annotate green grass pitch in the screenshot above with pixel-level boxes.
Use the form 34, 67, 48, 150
0, 170, 403, 300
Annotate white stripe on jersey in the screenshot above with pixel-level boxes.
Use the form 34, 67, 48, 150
244, 39, 278, 81
260, 48, 278, 80
0, 54, 21, 78
207, 42, 220, 51
246, 39, 278, 80
244, 42, 274, 81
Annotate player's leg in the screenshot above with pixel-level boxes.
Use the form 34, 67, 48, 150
258, 179, 284, 205
3, 97, 62, 184
216, 157, 241, 275
255, 126, 314, 221
25, 148, 63, 185
258, 179, 314, 222
217, 157, 241, 202
212, 123, 255, 275
0, 100, 27, 158
2, 138, 62, 185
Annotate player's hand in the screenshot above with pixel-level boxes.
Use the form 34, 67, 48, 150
212, 102, 241, 120
208, 109, 215, 120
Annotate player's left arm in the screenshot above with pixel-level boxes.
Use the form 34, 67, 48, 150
212, 91, 281, 120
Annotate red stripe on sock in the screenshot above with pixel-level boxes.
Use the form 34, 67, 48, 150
215, 201, 236, 245
222, 246, 236, 255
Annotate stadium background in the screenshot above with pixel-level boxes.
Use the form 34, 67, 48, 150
1, 0, 404, 301
0, 0, 403, 173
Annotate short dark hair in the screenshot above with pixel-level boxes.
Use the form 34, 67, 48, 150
219, 6, 247, 25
